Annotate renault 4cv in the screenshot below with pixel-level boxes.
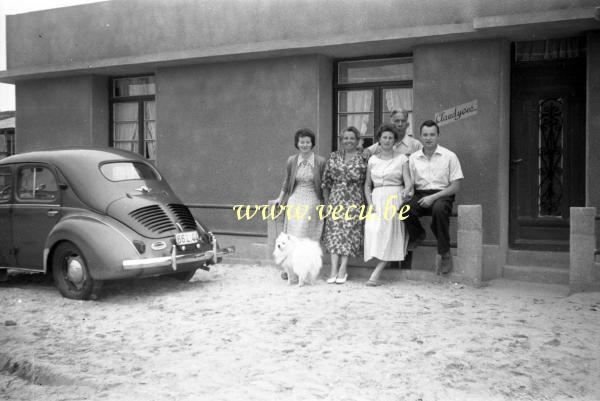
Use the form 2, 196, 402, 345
0, 148, 234, 300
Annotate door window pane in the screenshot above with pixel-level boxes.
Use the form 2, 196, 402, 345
17, 166, 58, 201
538, 98, 564, 217
338, 57, 413, 84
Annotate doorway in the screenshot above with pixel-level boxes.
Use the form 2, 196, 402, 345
509, 37, 586, 251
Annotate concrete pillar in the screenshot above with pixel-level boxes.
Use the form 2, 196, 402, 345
266, 199, 285, 262
456, 205, 483, 287
569, 207, 597, 293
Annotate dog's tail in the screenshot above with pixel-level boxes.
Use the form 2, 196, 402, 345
306, 242, 323, 281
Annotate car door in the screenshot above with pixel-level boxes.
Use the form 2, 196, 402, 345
12, 164, 62, 270
0, 165, 13, 266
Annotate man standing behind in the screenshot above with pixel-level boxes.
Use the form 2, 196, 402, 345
364, 108, 422, 157
405, 120, 463, 274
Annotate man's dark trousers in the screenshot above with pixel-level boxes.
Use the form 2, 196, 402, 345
404, 190, 454, 255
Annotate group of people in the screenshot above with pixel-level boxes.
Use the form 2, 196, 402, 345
274, 109, 463, 286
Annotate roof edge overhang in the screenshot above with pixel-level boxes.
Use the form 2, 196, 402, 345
0, 6, 597, 83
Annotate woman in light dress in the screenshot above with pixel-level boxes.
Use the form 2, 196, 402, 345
363, 124, 413, 286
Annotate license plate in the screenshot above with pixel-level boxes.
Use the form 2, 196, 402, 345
175, 231, 199, 246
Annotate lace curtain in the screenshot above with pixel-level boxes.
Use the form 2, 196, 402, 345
144, 101, 157, 160
345, 91, 373, 135
113, 103, 139, 153
384, 88, 414, 137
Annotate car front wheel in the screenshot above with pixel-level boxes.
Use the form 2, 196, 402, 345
52, 242, 103, 300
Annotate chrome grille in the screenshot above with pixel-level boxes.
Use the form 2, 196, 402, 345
129, 205, 176, 234
168, 204, 197, 231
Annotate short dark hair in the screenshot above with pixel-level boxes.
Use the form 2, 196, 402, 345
294, 128, 316, 149
342, 126, 361, 141
375, 123, 399, 142
419, 120, 440, 135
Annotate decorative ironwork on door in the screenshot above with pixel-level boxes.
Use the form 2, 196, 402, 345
538, 98, 564, 217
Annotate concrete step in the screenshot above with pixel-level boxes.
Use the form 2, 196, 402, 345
502, 264, 569, 285
506, 249, 569, 269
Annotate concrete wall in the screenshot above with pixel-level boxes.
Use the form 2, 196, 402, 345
15, 75, 108, 152
413, 39, 511, 277
6, 0, 595, 70
156, 55, 332, 234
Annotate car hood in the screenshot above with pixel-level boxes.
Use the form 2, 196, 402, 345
106, 188, 199, 239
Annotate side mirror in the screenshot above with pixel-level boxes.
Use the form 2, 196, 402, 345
58, 183, 68, 190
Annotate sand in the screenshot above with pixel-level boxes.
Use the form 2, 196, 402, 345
1, 263, 599, 401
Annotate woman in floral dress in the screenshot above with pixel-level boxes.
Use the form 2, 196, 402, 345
275, 128, 326, 242
322, 127, 367, 284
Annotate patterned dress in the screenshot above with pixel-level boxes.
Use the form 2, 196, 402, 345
284, 160, 324, 242
322, 150, 367, 257
364, 154, 409, 261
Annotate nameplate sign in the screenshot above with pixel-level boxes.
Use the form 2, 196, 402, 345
435, 100, 478, 126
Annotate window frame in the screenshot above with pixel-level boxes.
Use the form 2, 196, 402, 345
109, 75, 156, 160
333, 54, 413, 151
15, 163, 60, 204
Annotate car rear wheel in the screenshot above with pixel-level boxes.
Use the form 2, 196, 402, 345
52, 242, 103, 300
168, 267, 198, 281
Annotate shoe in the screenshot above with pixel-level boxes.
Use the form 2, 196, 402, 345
326, 275, 338, 284
281, 272, 288, 280
365, 279, 383, 287
440, 253, 453, 275
407, 233, 426, 251
335, 274, 348, 284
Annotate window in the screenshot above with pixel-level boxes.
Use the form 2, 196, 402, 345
17, 166, 58, 201
0, 166, 11, 201
100, 162, 160, 182
334, 57, 413, 150
110, 76, 157, 161
514, 37, 585, 63
0, 130, 15, 160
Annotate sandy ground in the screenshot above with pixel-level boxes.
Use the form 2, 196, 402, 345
1, 263, 599, 401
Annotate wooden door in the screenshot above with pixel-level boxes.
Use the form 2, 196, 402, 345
509, 59, 586, 251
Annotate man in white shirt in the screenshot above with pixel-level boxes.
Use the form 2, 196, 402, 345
406, 120, 463, 274
364, 108, 422, 157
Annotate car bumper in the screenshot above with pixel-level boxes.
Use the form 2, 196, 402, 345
122, 246, 235, 271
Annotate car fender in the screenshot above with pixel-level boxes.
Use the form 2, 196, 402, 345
45, 214, 140, 280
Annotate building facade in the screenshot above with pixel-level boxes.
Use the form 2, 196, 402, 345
1, 0, 599, 280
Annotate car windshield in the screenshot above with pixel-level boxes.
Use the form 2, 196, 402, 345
100, 162, 160, 182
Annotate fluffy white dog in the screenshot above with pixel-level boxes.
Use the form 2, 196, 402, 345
273, 232, 323, 286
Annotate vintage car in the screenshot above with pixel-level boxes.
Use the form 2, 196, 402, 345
0, 148, 234, 300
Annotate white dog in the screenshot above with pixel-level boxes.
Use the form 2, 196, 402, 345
273, 232, 323, 286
